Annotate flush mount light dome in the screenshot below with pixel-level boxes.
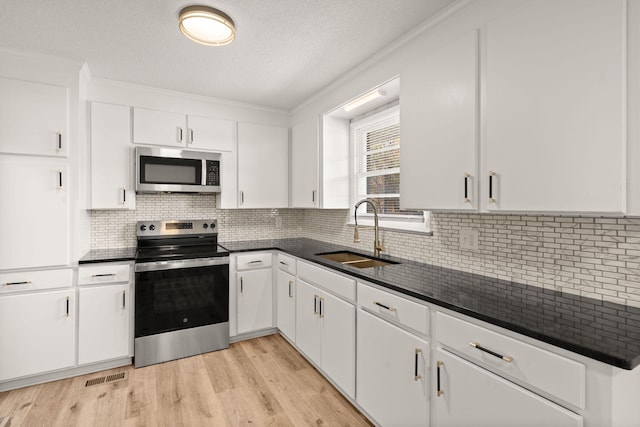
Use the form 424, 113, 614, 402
179, 5, 235, 46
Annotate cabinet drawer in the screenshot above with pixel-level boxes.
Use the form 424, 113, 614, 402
277, 253, 296, 275
436, 312, 585, 409
78, 263, 131, 285
0, 268, 72, 294
298, 261, 355, 301
358, 283, 429, 336
236, 252, 273, 270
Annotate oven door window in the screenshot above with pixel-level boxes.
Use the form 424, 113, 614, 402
135, 264, 229, 337
139, 155, 202, 185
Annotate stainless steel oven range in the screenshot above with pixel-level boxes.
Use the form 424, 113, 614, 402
134, 219, 229, 368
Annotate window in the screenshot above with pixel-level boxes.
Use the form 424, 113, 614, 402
350, 105, 430, 233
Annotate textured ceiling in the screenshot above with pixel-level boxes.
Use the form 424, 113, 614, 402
0, 0, 457, 110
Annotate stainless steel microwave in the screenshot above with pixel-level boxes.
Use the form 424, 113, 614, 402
135, 147, 221, 193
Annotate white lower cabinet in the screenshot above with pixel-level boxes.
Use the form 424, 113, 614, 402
276, 268, 296, 342
0, 289, 75, 381
433, 348, 583, 427
357, 309, 429, 427
236, 253, 274, 335
78, 284, 131, 365
295, 278, 355, 398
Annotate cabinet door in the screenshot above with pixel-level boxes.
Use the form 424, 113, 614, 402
433, 348, 582, 427
90, 102, 135, 209
276, 269, 296, 342
78, 284, 131, 365
132, 107, 186, 147
0, 156, 68, 269
0, 77, 68, 157
236, 269, 273, 334
295, 279, 321, 365
291, 118, 319, 208
187, 115, 234, 151
401, 31, 478, 211
357, 310, 429, 426
237, 122, 288, 208
484, 0, 625, 213
0, 290, 75, 381
320, 290, 355, 398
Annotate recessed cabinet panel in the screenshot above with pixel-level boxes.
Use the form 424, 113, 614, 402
400, 31, 478, 211
291, 118, 319, 208
0, 77, 68, 157
484, 0, 625, 213
276, 269, 296, 342
187, 115, 234, 151
433, 348, 583, 427
0, 156, 69, 269
236, 269, 273, 334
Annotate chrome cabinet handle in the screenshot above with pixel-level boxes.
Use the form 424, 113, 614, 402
122, 291, 126, 309
464, 173, 470, 203
374, 301, 396, 312
121, 188, 127, 204
177, 126, 183, 143
279, 260, 288, 266
65, 296, 70, 318
414, 348, 422, 381
313, 295, 319, 314
57, 133, 63, 152
470, 342, 513, 362
189, 128, 194, 144
248, 260, 263, 265
58, 170, 63, 189
3, 281, 32, 287
92, 273, 116, 278
312, 189, 316, 203
240, 277, 244, 293
437, 361, 444, 396
489, 171, 496, 203
319, 297, 324, 318
288, 280, 293, 298
240, 191, 245, 205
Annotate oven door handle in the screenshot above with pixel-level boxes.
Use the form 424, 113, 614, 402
135, 256, 230, 272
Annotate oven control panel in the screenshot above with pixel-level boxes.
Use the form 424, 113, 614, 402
137, 219, 217, 237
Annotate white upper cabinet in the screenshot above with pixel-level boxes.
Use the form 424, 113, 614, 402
133, 107, 235, 152
483, 0, 625, 213
133, 107, 186, 147
237, 122, 288, 208
401, 31, 478, 211
291, 117, 319, 207
0, 77, 68, 157
0, 156, 69, 270
186, 114, 234, 152
291, 114, 350, 209
90, 102, 135, 209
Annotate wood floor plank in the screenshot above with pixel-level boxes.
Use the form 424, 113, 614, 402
0, 334, 372, 427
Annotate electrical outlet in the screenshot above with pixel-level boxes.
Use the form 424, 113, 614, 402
459, 229, 479, 251
275, 216, 283, 228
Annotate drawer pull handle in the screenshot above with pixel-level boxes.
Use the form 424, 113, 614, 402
3, 281, 32, 286
414, 348, 422, 381
92, 273, 116, 278
470, 342, 513, 362
374, 301, 396, 312
248, 260, 263, 265
279, 260, 288, 266
437, 361, 444, 396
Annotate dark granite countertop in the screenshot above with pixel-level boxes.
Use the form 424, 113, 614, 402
79, 247, 137, 264
221, 238, 640, 370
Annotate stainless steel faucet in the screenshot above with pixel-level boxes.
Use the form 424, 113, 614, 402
354, 198, 384, 257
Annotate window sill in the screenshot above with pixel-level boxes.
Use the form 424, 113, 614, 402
347, 217, 433, 236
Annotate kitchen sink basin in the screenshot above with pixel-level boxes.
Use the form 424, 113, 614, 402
316, 251, 400, 268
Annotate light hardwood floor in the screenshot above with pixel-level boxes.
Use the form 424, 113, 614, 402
0, 334, 372, 426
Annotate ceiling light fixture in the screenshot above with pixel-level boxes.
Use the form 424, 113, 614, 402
178, 5, 236, 46
343, 89, 387, 112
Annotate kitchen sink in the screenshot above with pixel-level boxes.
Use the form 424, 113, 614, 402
316, 251, 400, 268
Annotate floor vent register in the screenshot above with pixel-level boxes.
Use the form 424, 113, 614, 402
84, 372, 127, 387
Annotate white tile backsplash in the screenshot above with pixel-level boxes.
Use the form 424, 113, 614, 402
90, 195, 640, 307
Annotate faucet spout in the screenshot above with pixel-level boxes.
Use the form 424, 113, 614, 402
354, 198, 384, 257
